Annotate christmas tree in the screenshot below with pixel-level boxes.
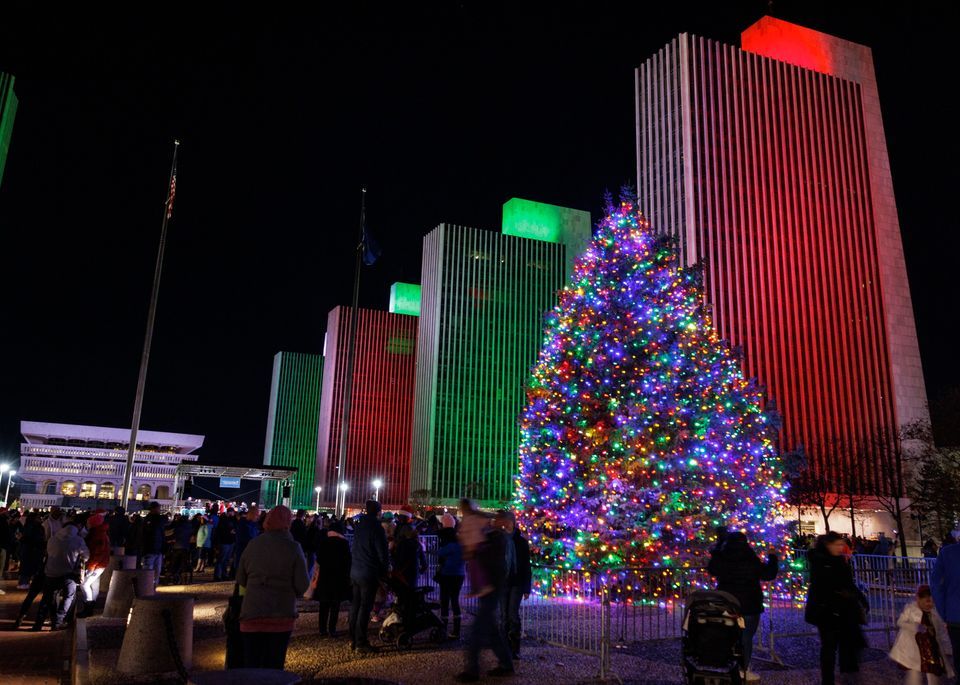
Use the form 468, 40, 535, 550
515, 191, 789, 572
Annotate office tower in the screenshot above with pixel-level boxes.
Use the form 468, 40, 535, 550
411, 199, 591, 506
1, 72, 17, 186
261, 351, 324, 509
635, 17, 928, 492
316, 295, 419, 508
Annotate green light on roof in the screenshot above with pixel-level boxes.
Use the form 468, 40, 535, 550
502, 198, 565, 244
389, 282, 421, 317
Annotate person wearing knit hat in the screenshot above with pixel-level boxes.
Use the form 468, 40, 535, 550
235, 504, 309, 669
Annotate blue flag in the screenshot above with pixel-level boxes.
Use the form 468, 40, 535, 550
361, 221, 381, 266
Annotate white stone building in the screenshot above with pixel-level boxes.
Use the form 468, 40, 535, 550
17, 421, 202, 510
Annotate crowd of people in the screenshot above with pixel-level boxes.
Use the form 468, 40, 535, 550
0, 498, 532, 681
6, 501, 960, 683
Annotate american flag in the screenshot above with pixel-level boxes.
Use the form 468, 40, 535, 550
166, 172, 177, 220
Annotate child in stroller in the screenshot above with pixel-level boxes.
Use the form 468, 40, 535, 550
682, 590, 746, 685
378, 575, 446, 649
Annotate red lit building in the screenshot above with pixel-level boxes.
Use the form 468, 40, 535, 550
636, 17, 928, 495
316, 305, 418, 508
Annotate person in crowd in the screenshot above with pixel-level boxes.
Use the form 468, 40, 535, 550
456, 514, 514, 682
213, 508, 238, 581
308, 519, 351, 636
437, 516, 465, 640
17, 510, 46, 589
79, 511, 110, 613
14, 562, 47, 629
291, 509, 310, 565
707, 531, 778, 681
805, 531, 869, 685
167, 513, 194, 584
496, 510, 532, 660
33, 513, 89, 630
233, 505, 260, 572
348, 499, 389, 653
41, 506, 63, 541
458, 498, 493, 597
140, 502, 167, 588
236, 505, 309, 670
0, 508, 13, 585
393, 523, 423, 590
924, 539, 940, 560
108, 506, 130, 555
890, 584, 953, 684
931, 532, 960, 674
194, 514, 213, 573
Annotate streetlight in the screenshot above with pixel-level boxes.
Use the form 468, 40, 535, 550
337, 482, 349, 516
0, 464, 8, 507
372, 478, 383, 502
315, 486, 322, 513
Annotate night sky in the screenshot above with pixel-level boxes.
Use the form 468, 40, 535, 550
1, 2, 957, 468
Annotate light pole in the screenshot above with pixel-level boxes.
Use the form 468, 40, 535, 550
372, 478, 383, 502
0, 464, 8, 507
337, 482, 349, 516
315, 486, 322, 513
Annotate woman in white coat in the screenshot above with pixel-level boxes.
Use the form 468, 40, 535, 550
890, 584, 954, 684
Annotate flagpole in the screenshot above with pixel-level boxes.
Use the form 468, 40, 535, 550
334, 186, 366, 516
122, 139, 180, 507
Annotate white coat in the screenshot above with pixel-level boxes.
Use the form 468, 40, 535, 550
889, 602, 954, 677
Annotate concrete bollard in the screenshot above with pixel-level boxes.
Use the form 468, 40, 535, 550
100, 554, 138, 593
117, 595, 194, 675
102, 568, 156, 618
189, 669, 301, 685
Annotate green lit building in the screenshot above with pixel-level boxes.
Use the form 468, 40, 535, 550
261, 351, 324, 509
411, 198, 590, 506
1, 72, 17, 186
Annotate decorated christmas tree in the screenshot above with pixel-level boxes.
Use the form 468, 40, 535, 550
515, 190, 790, 572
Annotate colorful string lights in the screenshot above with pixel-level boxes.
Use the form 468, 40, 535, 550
514, 191, 791, 578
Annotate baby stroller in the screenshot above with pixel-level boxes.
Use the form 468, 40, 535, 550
681, 590, 746, 685
378, 576, 446, 649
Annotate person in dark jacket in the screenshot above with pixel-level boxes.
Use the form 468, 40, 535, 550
707, 531, 778, 678
437, 524, 466, 639
932, 534, 960, 673
310, 519, 351, 636
233, 506, 260, 573
166, 514, 194, 584
805, 531, 868, 685
17, 511, 46, 589
392, 523, 422, 590
140, 502, 167, 588
348, 500, 389, 653
456, 521, 514, 682
108, 506, 130, 555
496, 510, 532, 659
212, 508, 238, 581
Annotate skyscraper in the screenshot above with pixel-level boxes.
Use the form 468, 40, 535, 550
635, 17, 928, 493
261, 351, 324, 509
316, 297, 419, 508
1, 72, 17, 186
411, 199, 591, 506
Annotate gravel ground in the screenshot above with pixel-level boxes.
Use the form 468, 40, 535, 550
82, 580, 916, 685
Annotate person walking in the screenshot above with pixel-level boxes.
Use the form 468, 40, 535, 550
16, 511, 45, 590
707, 531, 778, 681
805, 531, 868, 685
33, 513, 89, 630
309, 519, 351, 636
235, 505, 309, 669
496, 510, 532, 660
931, 533, 960, 673
890, 584, 953, 684
348, 500, 389, 653
456, 517, 514, 682
437, 521, 465, 640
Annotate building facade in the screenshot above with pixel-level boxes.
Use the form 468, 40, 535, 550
635, 17, 928, 494
411, 199, 591, 506
18, 421, 202, 510
261, 351, 324, 510
316, 301, 419, 508
1, 71, 17, 186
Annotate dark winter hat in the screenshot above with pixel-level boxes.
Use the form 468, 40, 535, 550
918, 584, 933, 598
365, 500, 381, 516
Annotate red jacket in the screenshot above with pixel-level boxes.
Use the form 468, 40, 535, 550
86, 524, 111, 570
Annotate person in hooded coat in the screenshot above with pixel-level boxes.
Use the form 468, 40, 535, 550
308, 519, 351, 636
707, 531, 778, 679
